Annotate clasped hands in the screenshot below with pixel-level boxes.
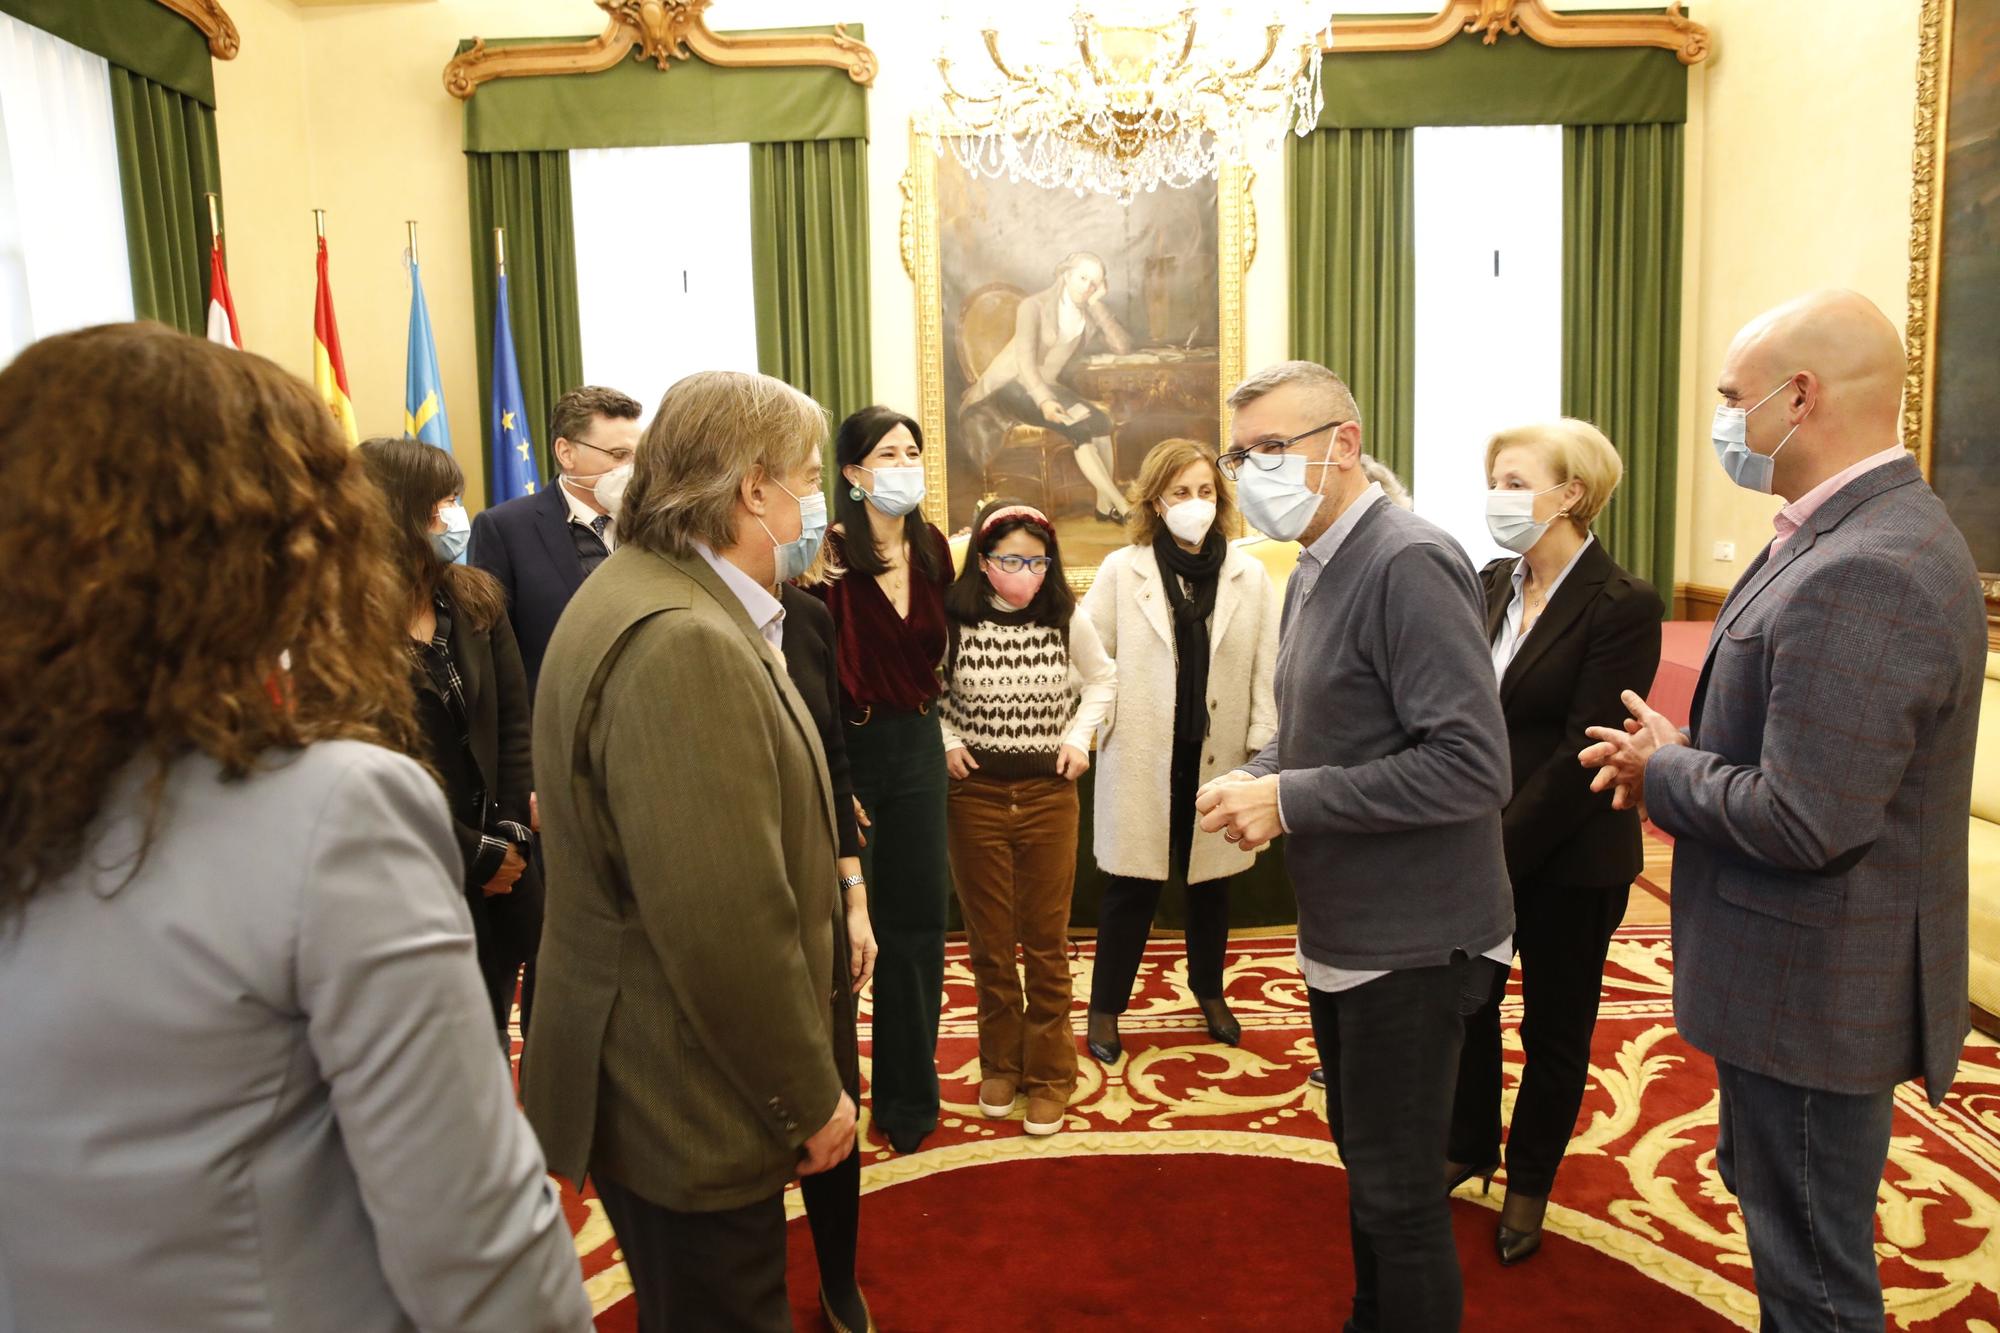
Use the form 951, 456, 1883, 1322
1194, 771, 1283, 853
1578, 689, 1686, 816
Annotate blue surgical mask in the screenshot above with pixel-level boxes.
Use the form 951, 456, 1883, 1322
430, 502, 470, 564
764, 481, 829, 584
1484, 483, 1567, 555
1712, 376, 1806, 495
859, 465, 926, 517
1235, 453, 1337, 543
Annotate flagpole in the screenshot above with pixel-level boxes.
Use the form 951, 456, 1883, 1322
206, 193, 221, 252
407, 220, 419, 267
494, 226, 506, 277
314, 208, 326, 241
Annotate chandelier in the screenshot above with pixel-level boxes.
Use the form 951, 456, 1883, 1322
933, 3, 1333, 203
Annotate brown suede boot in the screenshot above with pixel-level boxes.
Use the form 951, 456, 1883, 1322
977, 1077, 1018, 1119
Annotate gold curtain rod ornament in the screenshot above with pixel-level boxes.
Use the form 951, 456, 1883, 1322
149, 0, 240, 60
1327, 0, 1710, 65
444, 0, 877, 100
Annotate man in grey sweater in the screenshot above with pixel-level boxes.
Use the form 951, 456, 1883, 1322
1199, 360, 1515, 1333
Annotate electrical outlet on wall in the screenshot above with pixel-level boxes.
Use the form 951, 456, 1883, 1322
1713, 541, 1737, 562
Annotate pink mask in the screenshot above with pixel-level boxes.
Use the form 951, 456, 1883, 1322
986, 564, 1046, 609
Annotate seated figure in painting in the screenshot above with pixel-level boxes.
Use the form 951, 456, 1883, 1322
961, 251, 1134, 520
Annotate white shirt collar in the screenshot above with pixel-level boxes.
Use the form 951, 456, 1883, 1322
559, 474, 615, 549
693, 542, 785, 653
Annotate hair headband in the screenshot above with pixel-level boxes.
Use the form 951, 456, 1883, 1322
978, 505, 1053, 541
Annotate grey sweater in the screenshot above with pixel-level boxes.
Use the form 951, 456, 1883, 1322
1244, 496, 1515, 971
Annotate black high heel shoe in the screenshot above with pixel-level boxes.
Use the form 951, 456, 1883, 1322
1444, 1160, 1499, 1197
820, 1284, 876, 1333
1495, 1192, 1548, 1266
1197, 996, 1241, 1046
1086, 1010, 1122, 1064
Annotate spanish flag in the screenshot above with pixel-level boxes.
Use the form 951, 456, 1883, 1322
312, 232, 358, 444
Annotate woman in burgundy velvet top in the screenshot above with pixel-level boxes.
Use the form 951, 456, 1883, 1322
815, 405, 956, 1156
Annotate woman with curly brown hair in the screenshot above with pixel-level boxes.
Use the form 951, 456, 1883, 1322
357, 435, 542, 1047
0, 324, 591, 1333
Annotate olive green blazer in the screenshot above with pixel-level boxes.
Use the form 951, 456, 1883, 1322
522, 544, 845, 1212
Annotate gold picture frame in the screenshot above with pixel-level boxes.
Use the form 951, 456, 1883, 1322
900, 123, 1253, 589
1905, 0, 2000, 633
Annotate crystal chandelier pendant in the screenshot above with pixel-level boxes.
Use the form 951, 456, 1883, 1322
933, 2, 1332, 203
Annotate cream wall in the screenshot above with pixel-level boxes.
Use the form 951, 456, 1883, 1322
210, 0, 1923, 551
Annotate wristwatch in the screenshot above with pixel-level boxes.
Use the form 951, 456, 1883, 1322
840, 873, 866, 891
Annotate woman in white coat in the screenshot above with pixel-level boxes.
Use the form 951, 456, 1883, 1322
1081, 438, 1280, 1062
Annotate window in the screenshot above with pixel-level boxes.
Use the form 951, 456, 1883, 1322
1410, 124, 1564, 565
0, 13, 135, 367
570, 143, 759, 419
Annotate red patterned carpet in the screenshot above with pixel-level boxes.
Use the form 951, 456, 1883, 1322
530, 925, 2000, 1331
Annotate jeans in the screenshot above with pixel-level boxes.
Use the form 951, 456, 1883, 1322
1714, 1059, 1896, 1331
1309, 955, 1499, 1333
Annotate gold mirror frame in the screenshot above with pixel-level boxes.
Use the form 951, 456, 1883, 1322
899, 124, 1253, 590
1905, 0, 2000, 632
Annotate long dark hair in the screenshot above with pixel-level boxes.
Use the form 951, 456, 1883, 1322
833, 405, 945, 583
945, 497, 1077, 634
355, 437, 506, 633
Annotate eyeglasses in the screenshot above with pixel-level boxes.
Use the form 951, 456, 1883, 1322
1217, 419, 1348, 478
986, 554, 1053, 575
573, 438, 636, 465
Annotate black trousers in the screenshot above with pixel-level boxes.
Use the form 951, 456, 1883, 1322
1447, 880, 1628, 1197
468, 874, 542, 1051
1089, 874, 1231, 1014
1310, 956, 1497, 1333
594, 1175, 790, 1333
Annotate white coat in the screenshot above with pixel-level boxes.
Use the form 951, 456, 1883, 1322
1082, 541, 1280, 885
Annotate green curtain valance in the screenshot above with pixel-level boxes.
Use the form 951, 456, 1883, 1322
0, 0, 214, 106
1317, 29, 1685, 128
460, 26, 868, 154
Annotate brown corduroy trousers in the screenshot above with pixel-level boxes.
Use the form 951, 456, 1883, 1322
946, 772, 1080, 1105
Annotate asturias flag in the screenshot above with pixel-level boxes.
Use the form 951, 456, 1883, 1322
489, 270, 541, 500
403, 257, 451, 449
312, 236, 358, 445
206, 241, 240, 349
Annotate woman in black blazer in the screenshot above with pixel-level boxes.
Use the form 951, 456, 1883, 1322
777, 577, 879, 1333
1445, 419, 1663, 1266
357, 438, 541, 1048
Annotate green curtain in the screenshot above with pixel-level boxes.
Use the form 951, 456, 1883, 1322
751, 138, 872, 486
467, 151, 584, 499
1563, 122, 1684, 599
0, 0, 214, 104
1316, 31, 1686, 129
1288, 127, 1416, 487
108, 68, 221, 335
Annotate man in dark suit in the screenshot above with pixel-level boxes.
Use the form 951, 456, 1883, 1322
468, 384, 644, 697
1583, 290, 1987, 1329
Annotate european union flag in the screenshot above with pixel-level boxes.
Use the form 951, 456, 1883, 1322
403, 257, 452, 450
489, 270, 542, 502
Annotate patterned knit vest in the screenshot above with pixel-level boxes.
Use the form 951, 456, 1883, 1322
941, 620, 1078, 779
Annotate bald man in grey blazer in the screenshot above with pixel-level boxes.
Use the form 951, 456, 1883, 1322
1584, 290, 1986, 1330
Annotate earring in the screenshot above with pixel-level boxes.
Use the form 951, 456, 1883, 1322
849, 485, 866, 502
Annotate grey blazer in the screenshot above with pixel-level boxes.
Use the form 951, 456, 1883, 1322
1650, 456, 1986, 1102
0, 742, 591, 1333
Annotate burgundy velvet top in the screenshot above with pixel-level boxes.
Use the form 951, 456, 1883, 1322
816, 525, 951, 714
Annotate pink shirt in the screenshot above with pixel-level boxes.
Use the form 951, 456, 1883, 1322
1770, 445, 1909, 554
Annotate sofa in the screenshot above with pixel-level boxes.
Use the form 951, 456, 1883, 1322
1970, 650, 2000, 1037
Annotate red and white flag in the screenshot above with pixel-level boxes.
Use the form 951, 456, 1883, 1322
207, 242, 240, 349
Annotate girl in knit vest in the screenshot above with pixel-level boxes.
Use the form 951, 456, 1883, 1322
939, 501, 1116, 1136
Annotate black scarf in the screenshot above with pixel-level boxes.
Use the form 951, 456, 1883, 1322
1152, 526, 1226, 880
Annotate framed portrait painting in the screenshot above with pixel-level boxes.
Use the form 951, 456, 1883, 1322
901, 125, 1251, 585
1907, 0, 2000, 625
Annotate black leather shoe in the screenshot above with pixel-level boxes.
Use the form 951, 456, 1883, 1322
820, 1284, 876, 1333
886, 1126, 928, 1155
1307, 1065, 1326, 1089
1496, 1222, 1543, 1266
1197, 996, 1242, 1046
1086, 1010, 1122, 1064
1445, 1160, 1499, 1197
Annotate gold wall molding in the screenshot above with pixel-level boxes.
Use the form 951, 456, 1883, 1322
1904, 0, 1950, 470
1326, 1, 1710, 66
152, 0, 239, 60
444, 0, 876, 100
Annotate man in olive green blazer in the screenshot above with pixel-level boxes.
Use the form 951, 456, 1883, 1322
522, 534, 850, 1327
